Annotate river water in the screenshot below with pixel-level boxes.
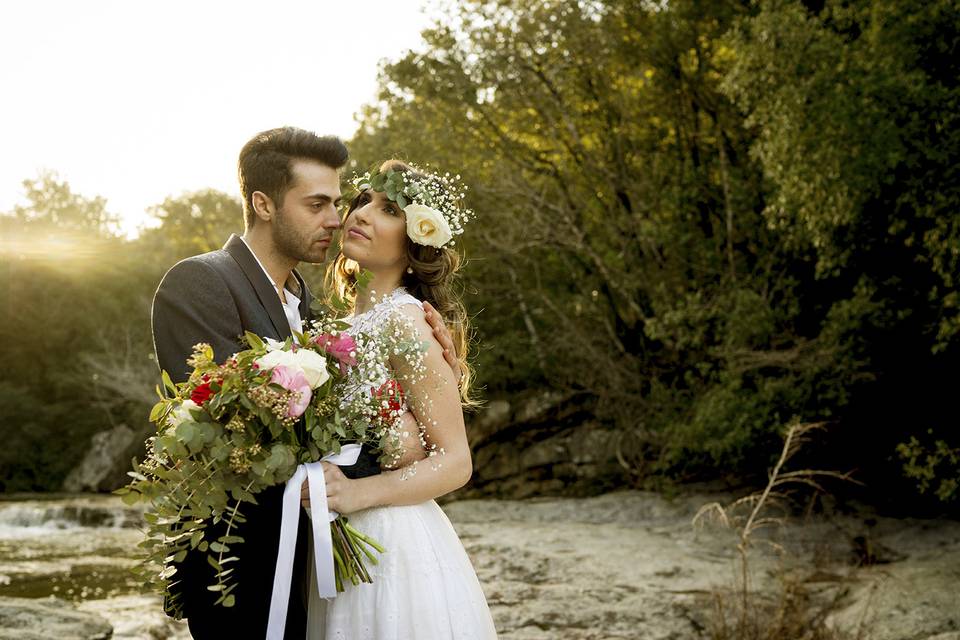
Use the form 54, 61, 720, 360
0, 493, 189, 638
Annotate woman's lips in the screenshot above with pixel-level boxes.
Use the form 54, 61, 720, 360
347, 228, 370, 240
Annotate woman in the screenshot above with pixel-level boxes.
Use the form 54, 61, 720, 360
307, 160, 497, 639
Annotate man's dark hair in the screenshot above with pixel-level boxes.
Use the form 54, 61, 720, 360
238, 127, 348, 229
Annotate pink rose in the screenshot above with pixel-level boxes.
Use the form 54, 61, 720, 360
270, 365, 312, 419
314, 333, 358, 370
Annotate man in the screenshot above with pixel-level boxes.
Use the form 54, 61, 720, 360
152, 127, 458, 638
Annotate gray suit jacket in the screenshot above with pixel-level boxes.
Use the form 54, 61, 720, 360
150, 234, 312, 634
153, 234, 310, 383
151, 234, 382, 635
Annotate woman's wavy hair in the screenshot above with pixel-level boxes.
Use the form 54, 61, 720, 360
326, 159, 478, 407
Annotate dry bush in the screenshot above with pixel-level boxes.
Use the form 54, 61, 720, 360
692, 422, 867, 640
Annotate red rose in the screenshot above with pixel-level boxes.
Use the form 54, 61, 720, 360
372, 379, 404, 422
191, 382, 214, 405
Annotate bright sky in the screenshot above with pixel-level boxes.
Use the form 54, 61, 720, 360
0, 0, 434, 236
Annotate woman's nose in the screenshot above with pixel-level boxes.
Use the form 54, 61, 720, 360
352, 205, 370, 225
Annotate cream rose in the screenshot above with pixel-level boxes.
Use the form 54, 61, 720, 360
256, 348, 330, 389
255, 348, 295, 373
404, 203, 452, 248
264, 337, 286, 351
167, 399, 200, 431
290, 349, 330, 388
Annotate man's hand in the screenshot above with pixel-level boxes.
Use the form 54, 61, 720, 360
300, 463, 369, 515
422, 301, 463, 381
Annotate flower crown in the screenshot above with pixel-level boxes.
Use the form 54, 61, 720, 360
351, 165, 472, 249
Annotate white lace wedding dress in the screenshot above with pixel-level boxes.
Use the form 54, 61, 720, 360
307, 288, 498, 640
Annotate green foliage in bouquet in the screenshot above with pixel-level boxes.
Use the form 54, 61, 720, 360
117, 321, 385, 613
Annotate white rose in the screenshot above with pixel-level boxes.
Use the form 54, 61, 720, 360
255, 349, 298, 371
404, 203, 452, 248
264, 337, 286, 351
256, 348, 330, 389
291, 349, 330, 389
168, 399, 199, 429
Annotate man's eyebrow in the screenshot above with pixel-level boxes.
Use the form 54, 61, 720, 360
303, 192, 338, 203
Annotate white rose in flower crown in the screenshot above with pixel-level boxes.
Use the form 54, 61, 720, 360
256, 348, 330, 389
404, 203, 452, 248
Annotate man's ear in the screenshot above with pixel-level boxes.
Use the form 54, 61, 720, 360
251, 191, 275, 223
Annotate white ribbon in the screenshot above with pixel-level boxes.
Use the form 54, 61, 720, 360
265, 443, 362, 640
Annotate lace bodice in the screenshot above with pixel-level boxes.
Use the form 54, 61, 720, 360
348, 287, 424, 335
339, 288, 424, 412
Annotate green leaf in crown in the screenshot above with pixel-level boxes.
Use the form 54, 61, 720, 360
347, 163, 472, 249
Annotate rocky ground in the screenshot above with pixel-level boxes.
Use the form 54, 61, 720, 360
449, 492, 960, 639
2, 490, 959, 639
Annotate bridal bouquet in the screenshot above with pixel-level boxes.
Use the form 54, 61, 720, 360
119, 315, 421, 612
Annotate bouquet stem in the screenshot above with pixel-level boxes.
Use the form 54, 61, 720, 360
330, 517, 382, 591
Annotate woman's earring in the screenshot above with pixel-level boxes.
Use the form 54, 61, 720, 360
406, 267, 414, 274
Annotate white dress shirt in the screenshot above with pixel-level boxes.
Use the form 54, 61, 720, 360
239, 236, 303, 335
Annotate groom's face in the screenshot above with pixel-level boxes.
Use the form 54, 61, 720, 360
272, 159, 342, 264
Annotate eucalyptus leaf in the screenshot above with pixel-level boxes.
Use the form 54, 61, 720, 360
149, 401, 166, 424
161, 370, 176, 395
244, 332, 264, 350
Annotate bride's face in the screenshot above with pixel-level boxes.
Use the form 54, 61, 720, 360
341, 189, 408, 272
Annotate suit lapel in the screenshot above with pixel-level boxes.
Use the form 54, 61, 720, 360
223, 234, 291, 339
292, 269, 313, 323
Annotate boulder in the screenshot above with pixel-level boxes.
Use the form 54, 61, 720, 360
0, 596, 112, 639
62, 424, 138, 493
462, 392, 631, 499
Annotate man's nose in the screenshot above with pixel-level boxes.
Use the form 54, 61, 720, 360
323, 205, 341, 229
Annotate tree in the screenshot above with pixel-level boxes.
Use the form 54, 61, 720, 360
347, 0, 960, 503
11, 171, 119, 235
138, 189, 244, 262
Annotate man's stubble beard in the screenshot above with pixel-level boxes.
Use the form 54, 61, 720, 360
273, 207, 328, 264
